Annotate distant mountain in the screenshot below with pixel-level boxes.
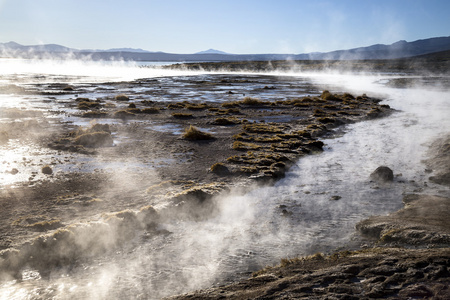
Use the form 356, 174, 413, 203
305, 36, 450, 60
106, 47, 151, 53
195, 49, 230, 55
0, 42, 74, 53
33, 44, 73, 52
1, 36, 450, 61
1, 41, 24, 50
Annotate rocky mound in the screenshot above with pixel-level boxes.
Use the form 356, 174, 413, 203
356, 194, 450, 246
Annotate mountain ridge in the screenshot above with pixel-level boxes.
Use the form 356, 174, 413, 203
1, 36, 449, 61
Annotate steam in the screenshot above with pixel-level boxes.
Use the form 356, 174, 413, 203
0, 58, 200, 83
102, 71, 448, 299
0, 58, 449, 299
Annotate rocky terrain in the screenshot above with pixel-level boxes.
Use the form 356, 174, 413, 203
0, 74, 392, 282
0, 69, 448, 299
168, 248, 450, 299
166, 134, 450, 299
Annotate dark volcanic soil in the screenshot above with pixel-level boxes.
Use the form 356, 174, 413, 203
166, 247, 450, 299
1, 71, 449, 299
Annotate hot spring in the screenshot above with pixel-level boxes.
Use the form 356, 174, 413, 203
0, 59, 449, 299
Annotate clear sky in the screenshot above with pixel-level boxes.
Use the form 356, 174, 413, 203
0, 0, 449, 54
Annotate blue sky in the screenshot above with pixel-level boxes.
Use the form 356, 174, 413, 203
0, 0, 449, 54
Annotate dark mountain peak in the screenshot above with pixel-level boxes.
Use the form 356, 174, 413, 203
5, 41, 22, 47
106, 47, 150, 53
1, 41, 24, 49
0, 42, 73, 52
34, 44, 73, 52
195, 49, 229, 55
392, 40, 407, 45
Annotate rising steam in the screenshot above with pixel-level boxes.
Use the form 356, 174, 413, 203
0, 58, 449, 299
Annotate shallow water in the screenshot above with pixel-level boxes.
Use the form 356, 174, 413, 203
0, 60, 449, 299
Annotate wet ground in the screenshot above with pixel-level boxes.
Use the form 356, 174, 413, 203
0, 70, 391, 251
0, 61, 449, 299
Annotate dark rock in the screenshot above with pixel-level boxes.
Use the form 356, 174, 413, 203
362, 275, 386, 284
429, 172, 450, 186
413, 260, 429, 268
305, 140, 324, 151
378, 258, 398, 266
384, 273, 406, 285
114, 94, 129, 101
360, 265, 397, 276
406, 268, 425, 280
431, 265, 450, 279
281, 209, 293, 216
210, 163, 230, 176
370, 166, 394, 182
327, 284, 355, 294
341, 265, 362, 275
291, 285, 312, 293
41, 165, 53, 175
366, 283, 387, 298
398, 284, 434, 298
264, 281, 289, 296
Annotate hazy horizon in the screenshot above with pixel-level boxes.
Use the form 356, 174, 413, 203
1, 35, 449, 56
0, 0, 449, 54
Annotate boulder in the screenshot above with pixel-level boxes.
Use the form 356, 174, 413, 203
370, 166, 393, 183
210, 163, 230, 176
41, 165, 53, 175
